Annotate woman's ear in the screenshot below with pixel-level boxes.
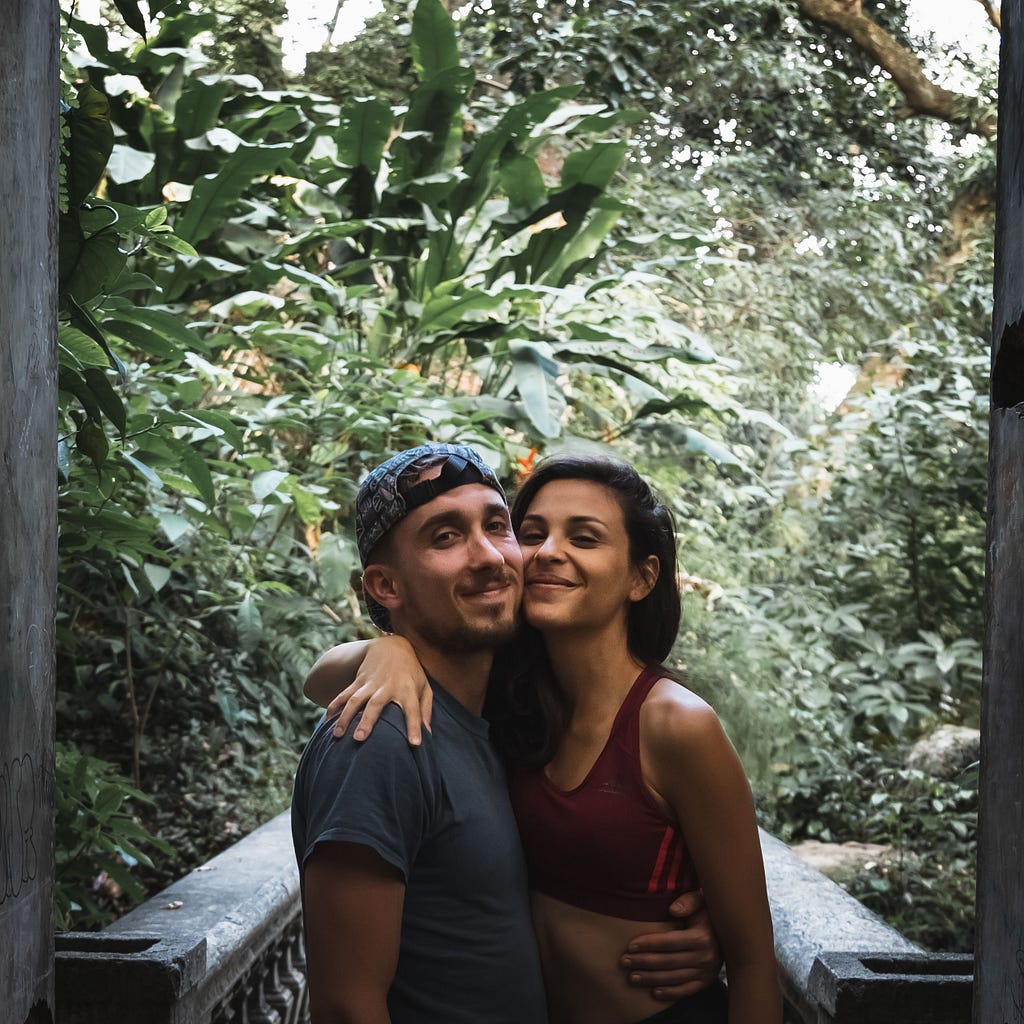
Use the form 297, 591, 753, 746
629, 555, 660, 602
363, 564, 401, 615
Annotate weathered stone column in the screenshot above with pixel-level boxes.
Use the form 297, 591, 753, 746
0, 2, 60, 1022
976, 4, 1024, 1021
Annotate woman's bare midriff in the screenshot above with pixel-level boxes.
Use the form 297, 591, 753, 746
530, 889, 681, 1024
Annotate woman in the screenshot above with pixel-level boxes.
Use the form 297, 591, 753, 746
306, 455, 780, 1024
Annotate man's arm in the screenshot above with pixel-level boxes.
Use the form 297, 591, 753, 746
303, 841, 405, 1024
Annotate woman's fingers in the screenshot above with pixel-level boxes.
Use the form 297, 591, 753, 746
331, 686, 428, 745
418, 685, 433, 736
326, 681, 359, 722
331, 683, 371, 736
351, 691, 399, 742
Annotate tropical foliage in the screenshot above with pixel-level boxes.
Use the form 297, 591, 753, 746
54, 0, 995, 950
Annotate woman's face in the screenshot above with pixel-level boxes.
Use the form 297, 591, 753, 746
516, 479, 656, 636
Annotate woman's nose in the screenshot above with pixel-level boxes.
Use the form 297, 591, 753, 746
535, 533, 564, 560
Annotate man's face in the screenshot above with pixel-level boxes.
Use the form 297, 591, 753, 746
367, 482, 523, 653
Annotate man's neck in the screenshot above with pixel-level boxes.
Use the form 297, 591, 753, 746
405, 642, 494, 717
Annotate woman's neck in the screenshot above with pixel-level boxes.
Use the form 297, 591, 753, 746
544, 624, 645, 718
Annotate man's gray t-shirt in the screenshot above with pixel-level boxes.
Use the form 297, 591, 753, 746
292, 679, 548, 1024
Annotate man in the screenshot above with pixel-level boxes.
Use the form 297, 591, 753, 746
292, 444, 719, 1023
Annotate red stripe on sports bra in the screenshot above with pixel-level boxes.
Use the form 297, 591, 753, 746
665, 838, 684, 891
646, 826, 676, 894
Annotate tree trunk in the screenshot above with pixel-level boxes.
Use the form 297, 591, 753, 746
0, 1, 59, 1022
975, 4, 1024, 1022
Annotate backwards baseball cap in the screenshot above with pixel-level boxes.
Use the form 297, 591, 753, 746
355, 443, 506, 630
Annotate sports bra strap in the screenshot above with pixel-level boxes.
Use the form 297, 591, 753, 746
613, 665, 663, 755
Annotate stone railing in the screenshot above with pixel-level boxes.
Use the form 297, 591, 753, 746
56, 812, 308, 1024
761, 831, 973, 1024
55, 814, 973, 1023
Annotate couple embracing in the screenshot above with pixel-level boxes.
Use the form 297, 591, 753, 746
292, 443, 780, 1023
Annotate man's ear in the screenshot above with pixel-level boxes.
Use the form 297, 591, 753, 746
363, 563, 402, 615
629, 555, 660, 603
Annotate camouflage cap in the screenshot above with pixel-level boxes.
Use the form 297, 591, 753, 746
355, 443, 506, 630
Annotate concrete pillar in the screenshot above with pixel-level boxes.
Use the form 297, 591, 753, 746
975, 3, 1024, 1021
0, 1, 60, 1022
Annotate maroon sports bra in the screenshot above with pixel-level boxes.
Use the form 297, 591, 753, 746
507, 666, 698, 921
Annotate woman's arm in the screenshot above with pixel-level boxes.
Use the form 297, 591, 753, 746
305, 637, 432, 744
642, 684, 782, 1024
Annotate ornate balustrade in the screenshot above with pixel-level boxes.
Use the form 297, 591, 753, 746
56, 812, 308, 1024
54, 814, 972, 1023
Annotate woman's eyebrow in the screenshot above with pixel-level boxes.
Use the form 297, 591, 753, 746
520, 513, 608, 528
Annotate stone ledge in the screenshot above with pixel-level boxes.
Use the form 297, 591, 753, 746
808, 951, 973, 1024
758, 829, 924, 1022
57, 811, 300, 1023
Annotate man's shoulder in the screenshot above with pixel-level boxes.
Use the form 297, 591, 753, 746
301, 703, 423, 772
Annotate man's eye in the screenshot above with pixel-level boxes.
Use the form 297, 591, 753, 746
433, 530, 458, 545
487, 519, 511, 534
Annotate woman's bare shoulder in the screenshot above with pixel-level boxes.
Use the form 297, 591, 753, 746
640, 676, 729, 758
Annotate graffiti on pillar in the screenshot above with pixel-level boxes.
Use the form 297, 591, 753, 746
0, 753, 39, 903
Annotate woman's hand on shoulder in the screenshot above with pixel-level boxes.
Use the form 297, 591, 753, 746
303, 636, 431, 745
328, 635, 431, 744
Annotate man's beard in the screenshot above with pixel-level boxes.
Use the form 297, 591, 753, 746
416, 606, 519, 653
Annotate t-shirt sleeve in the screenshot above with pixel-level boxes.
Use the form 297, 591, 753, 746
297, 713, 437, 882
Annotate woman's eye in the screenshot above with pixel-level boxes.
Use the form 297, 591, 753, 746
571, 534, 598, 546
518, 531, 544, 545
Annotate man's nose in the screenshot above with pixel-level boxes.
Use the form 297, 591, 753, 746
468, 530, 506, 568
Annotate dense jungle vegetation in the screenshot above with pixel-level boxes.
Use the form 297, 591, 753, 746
57, 0, 996, 951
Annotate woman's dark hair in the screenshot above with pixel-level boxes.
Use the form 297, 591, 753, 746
486, 455, 681, 768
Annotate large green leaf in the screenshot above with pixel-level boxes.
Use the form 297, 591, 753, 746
174, 76, 232, 142
499, 155, 547, 218
175, 143, 291, 245
337, 97, 393, 217
391, 67, 474, 184
163, 438, 217, 507
65, 85, 114, 209
112, 0, 146, 35
102, 307, 200, 360
452, 86, 581, 219
545, 201, 626, 287
411, 0, 459, 80
417, 286, 509, 334
561, 140, 629, 191
59, 325, 110, 371
61, 224, 127, 305
510, 342, 561, 438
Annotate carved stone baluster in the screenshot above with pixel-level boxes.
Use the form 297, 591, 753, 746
265, 939, 295, 1024
276, 924, 306, 1024
291, 928, 311, 1024
246, 955, 283, 1024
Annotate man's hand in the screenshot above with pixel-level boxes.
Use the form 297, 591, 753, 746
620, 889, 724, 1001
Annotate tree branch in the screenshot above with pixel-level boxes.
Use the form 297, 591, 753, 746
976, 0, 1001, 32
794, 0, 996, 137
